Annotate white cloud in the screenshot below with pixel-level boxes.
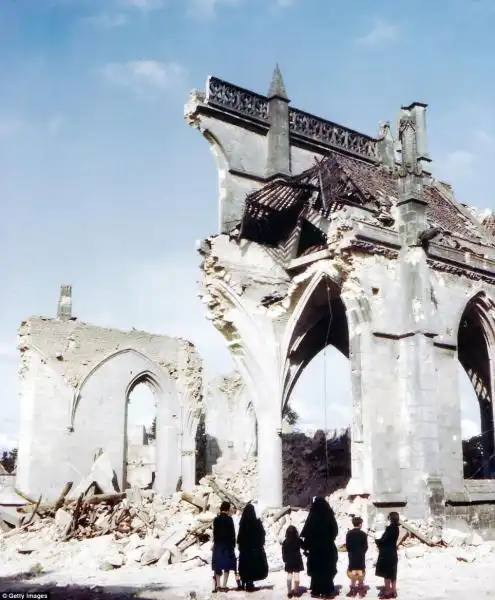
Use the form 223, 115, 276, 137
100, 60, 185, 96
83, 12, 130, 28
438, 149, 476, 180
186, 0, 242, 19
474, 129, 494, 147
356, 19, 398, 47
119, 0, 165, 11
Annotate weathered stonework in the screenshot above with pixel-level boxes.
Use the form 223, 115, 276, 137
16, 313, 203, 502
186, 67, 495, 526
204, 372, 257, 472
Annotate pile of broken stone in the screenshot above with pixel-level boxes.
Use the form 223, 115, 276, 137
0, 454, 491, 574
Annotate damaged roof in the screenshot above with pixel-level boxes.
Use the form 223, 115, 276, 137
239, 152, 494, 251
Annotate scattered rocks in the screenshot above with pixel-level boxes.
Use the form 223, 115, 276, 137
141, 539, 167, 566
405, 546, 426, 559
456, 549, 476, 563
466, 532, 484, 547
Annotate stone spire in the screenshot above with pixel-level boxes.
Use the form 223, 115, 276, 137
267, 64, 288, 100
57, 284, 72, 320
265, 64, 291, 178
377, 121, 395, 168
396, 105, 427, 247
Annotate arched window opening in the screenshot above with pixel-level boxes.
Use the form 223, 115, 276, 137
458, 295, 495, 479
125, 380, 157, 489
283, 293, 352, 507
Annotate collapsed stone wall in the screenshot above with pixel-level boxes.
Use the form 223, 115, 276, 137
16, 317, 203, 502
202, 371, 256, 474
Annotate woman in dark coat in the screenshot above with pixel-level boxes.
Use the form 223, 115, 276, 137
375, 511, 400, 599
211, 501, 237, 593
300, 496, 339, 599
237, 503, 269, 592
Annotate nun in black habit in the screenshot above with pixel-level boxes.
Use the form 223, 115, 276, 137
300, 496, 339, 599
237, 503, 269, 591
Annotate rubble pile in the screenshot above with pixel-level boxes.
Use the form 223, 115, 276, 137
0, 450, 492, 578
282, 429, 351, 507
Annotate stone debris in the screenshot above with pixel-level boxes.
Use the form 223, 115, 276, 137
0, 453, 492, 582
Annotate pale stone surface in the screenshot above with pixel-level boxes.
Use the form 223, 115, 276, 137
16, 317, 203, 502
204, 372, 256, 472
186, 73, 495, 529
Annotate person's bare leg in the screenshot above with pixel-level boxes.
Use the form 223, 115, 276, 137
213, 574, 220, 592
222, 571, 229, 590
294, 574, 300, 596
348, 574, 357, 596
357, 575, 365, 597
286, 573, 293, 596
390, 579, 397, 597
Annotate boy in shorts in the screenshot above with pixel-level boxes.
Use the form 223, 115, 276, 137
345, 516, 368, 597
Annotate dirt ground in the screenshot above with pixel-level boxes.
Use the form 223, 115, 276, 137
0, 543, 494, 600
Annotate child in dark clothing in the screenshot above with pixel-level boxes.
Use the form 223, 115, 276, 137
281, 525, 304, 598
375, 512, 400, 599
345, 516, 368, 597
211, 501, 237, 593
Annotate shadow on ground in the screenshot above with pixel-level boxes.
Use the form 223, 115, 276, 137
0, 572, 171, 599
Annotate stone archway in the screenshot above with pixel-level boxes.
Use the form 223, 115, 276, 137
457, 292, 495, 479
282, 270, 369, 500
72, 349, 183, 496
199, 235, 370, 508
124, 372, 158, 490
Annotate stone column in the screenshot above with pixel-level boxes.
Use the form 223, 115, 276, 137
181, 448, 196, 491
394, 105, 443, 519
154, 421, 180, 497
433, 340, 464, 496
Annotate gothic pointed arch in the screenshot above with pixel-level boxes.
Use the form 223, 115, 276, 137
282, 266, 350, 408
457, 291, 495, 478
70, 348, 176, 431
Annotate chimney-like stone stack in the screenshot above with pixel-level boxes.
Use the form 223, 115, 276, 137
57, 284, 72, 320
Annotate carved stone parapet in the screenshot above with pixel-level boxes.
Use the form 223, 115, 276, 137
203, 77, 380, 163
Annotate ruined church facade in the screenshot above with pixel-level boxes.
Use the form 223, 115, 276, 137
186, 68, 495, 531
16, 286, 203, 502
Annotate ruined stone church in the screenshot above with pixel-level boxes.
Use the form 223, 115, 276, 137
186, 66, 495, 530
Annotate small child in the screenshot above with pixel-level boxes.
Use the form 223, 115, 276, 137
281, 525, 304, 598
375, 512, 400, 599
345, 516, 368, 597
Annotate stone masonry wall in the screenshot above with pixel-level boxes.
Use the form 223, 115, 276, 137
204, 371, 256, 472
16, 317, 202, 502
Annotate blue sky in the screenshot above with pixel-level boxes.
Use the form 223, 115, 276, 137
1, 0, 494, 449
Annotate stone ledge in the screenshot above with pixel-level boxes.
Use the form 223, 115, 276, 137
446, 480, 495, 504
370, 494, 407, 506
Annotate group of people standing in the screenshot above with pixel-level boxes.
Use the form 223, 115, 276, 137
212, 501, 269, 593
211, 497, 400, 599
